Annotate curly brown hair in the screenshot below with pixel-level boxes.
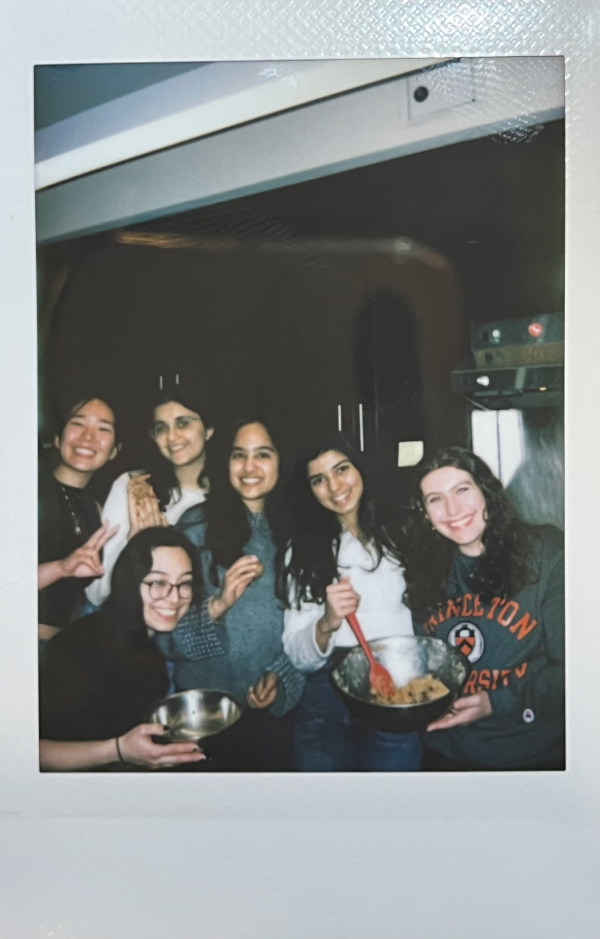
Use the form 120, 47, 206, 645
402, 447, 537, 617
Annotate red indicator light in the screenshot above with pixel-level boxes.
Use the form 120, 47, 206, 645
528, 322, 544, 338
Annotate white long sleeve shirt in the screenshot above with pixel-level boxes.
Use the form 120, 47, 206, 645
85, 471, 206, 607
282, 530, 413, 672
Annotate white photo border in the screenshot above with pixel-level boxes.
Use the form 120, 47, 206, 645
1, 2, 598, 938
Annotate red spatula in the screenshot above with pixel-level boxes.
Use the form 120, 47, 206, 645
346, 611, 396, 699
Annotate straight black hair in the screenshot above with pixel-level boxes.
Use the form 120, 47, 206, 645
203, 418, 286, 586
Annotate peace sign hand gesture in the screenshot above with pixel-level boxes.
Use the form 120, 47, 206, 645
59, 521, 119, 579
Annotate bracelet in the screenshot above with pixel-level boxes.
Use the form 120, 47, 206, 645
115, 736, 126, 764
207, 596, 225, 622
316, 619, 333, 637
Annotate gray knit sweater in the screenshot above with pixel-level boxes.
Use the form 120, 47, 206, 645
155, 507, 304, 717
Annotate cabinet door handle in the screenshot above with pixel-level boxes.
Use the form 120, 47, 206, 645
337, 404, 343, 432
358, 403, 364, 452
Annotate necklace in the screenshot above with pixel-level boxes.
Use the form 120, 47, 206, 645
58, 483, 84, 536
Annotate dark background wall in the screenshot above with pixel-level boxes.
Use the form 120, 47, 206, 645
38, 119, 564, 503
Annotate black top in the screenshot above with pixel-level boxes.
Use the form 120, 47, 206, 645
38, 462, 102, 627
39, 612, 170, 741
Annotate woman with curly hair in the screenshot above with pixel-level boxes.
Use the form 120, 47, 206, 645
282, 434, 420, 772
403, 446, 565, 771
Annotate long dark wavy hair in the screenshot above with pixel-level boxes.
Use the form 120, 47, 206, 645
402, 446, 536, 616
203, 419, 286, 586
281, 434, 404, 608
105, 527, 201, 648
141, 385, 214, 512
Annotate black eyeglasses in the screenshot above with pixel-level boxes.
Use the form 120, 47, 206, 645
142, 579, 194, 600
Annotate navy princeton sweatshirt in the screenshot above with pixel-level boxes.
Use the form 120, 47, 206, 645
414, 525, 565, 770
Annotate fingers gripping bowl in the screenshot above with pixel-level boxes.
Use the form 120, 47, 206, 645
331, 636, 470, 733
147, 689, 243, 742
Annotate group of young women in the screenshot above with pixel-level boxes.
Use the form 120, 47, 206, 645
38, 387, 565, 773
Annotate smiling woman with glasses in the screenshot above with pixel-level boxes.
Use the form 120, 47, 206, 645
86, 382, 214, 609
142, 578, 194, 600
39, 527, 209, 772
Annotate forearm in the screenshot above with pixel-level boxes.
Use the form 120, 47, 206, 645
283, 607, 334, 671
38, 623, 62, 641
38, 560, 64, 591
266, 652, 306, 716
207, 594, 228, 621
154, 599, 226, 662
315, 616, 336, 653
39, 737, 119, 771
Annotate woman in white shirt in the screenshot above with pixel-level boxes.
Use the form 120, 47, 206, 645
281, 435, 422, 772
86, 385, 213, 607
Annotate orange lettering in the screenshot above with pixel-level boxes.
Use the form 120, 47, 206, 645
436, 604, 446, 624
498, 601, 519, 627
478, 669, 491, 690
446, 598, 461, 618
473, 595, 484, 617
487, 597, 502, 619
463, 670, 478, 695
461, 593, 473, 616
515, 662, 528, 678
491, 669, 500, 691
500, 669, 512, 686
509, 614, 538, 641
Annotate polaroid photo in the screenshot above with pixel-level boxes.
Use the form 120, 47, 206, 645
1, 3, 599, 938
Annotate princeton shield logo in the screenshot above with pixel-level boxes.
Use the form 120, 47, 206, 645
448, 622, 485, 663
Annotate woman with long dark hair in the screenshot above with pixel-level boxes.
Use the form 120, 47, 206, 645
403, 446, 564, 771
282, 434, 420, 772
86, 384, 213, 607
38, 397, 120, 638
160, 419, 304, 771
40, 527, 206, 771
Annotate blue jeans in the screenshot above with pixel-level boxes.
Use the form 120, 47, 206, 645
294, 669, 423, 772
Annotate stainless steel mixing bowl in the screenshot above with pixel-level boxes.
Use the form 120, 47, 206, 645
147, 689, 243, 742
331, 635, 470, 733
